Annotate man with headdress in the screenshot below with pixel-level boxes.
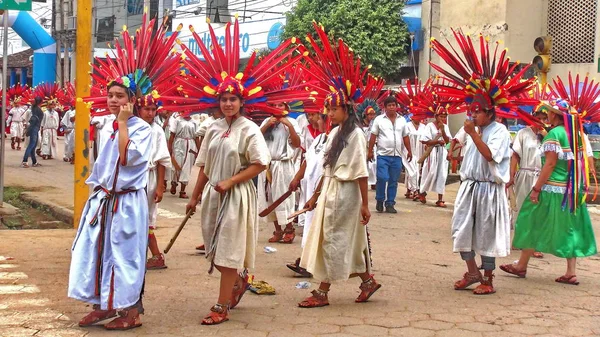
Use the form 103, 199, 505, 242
418, 105, 450, 207
429, 31, 537, 295
40, 99, 60, 160
69, 14, 182, 329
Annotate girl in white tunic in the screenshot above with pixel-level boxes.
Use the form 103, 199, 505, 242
404, 116, 425, 199
168, 113, 200, 198
258, 108, 301, 244
418, 109, 450, 207
187, 92, 270, 324
299, 98, 381, 308
8, 103, 28, 150
40, 103, 59, 159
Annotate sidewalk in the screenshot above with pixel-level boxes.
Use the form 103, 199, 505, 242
2, 140, 600, 337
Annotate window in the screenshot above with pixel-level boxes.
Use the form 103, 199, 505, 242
206, 0, 229, 23
96, 16, 115, 44
547, 0, 598, 64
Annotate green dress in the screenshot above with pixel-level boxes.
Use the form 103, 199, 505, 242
513, 126, 597, 258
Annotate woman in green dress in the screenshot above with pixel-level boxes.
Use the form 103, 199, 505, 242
500, 102, 597, 285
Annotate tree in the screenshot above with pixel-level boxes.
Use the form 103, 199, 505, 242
282, 0, 409, 79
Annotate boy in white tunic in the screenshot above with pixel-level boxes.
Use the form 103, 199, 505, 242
258, 106, 301, 243
8, 102, 28, 150
404, 116, 425, 199
418, 107, 450, 207
61, 107, 76, 163
168, 113, 200, 198
40, 101, 59, 159
139, 99, 172, 270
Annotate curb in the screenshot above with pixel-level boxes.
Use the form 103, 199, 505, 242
19, 192, 74, 226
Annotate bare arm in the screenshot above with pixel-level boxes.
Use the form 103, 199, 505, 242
287, 123, 301, 148
368, 133, 377, 160
154, 164, 166, 203
358, 176, 371, 225
507, 152, 520, 187
194, 137, 201, 154
403, 135, 412, 161
290, 160, 307, 191
168, 132, 175, 154
468, 131, 494, 162
215, 163, 267, 194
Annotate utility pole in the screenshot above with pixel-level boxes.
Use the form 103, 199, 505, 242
74, 0, 92, 228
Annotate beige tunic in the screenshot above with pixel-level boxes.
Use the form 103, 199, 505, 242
300, 126, 371, 283
510, 127, 541, 225
197, 117, 270, 271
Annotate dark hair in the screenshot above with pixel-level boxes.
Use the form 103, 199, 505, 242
32, 96, 42, 107
107, 82, 134, 98
383, 96, 397, 106
323, 104, 356, 168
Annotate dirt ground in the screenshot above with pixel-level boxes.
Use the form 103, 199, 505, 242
1, 138, 600, 337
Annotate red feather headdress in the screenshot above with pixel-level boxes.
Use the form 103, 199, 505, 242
7, 84, 30, 106
429, 30, 537, 115
32, 83, 61, 107
300, 21, 371, 113
83, 12, 184, 115
174, 17, 313, 117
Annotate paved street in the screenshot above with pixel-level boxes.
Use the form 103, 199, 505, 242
1, 139, 600, 337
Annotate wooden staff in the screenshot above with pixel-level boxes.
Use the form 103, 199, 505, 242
418, 133, 443, 164
259, 188, 293, 217
163, 208, 194, 254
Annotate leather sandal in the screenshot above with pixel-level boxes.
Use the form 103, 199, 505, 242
473, 274, 496, 295
281, 226, 296, 244
435, 200, 447, 208
286, 258, 313, 277
454, 272, 482, 290
555, 275, 579, 285
103, 309, 142, 330
499, 263, 527, 278
298, 289, 329, 308
418, 193, 427, 204
230, 270, 250, 309
355, 276, 382, 303
78, 307, 117, 327
179, 191, 189, 199
268, 230, 284, 243
170, 182, 177, 195
201, 304, 229, 325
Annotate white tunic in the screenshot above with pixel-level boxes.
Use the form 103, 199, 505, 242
257, 117, 300, 225
197, 117, 270, 271
61, 109, 76, 159
300, 126, 371, 283
69, 117, 152, 310
8, 106, 27, 139
510, 127, 541, 225
301, 133, 327, 247
451, 121, 512, 257
147, 123, 172, 229
419, 123, 450, 195
363, 123, 377, 186
154, 115, 172, 182
404, 121, 425, 191
170, 115, 200, 184
41, 109, 59, 157
91, 114, 117, 160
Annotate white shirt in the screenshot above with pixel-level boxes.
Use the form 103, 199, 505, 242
370, 113, 409, 157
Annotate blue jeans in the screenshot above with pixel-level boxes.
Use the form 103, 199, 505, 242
375, 156, 403, 206
22, 128, 39, 165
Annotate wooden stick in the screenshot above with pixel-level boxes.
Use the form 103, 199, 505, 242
259, 189, 293, 217
163, 209, 194, 254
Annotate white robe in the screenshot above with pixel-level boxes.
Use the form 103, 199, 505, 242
154, 115, 172, 182
363, 124, 377, 186
298, 124, 319, 226
68, 117, 152, 310
301, 126, 371, 283
91, 114, 117, 162
41, 109, 59, 157
147, 123, 172, 229
419, 123, 450, 195
404, 121, 425, 192
257, 117, 300, 225
61, 109, 76, 159
510, 127, 542, 225
170, 115, 199, 184
8, 106, 27, 140
451, 121, 511, 257
197, 117, 270, 270
301, 133, 327, 247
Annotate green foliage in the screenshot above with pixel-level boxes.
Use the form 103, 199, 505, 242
282, 0, 410, 79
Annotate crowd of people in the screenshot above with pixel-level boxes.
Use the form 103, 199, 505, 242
4, 14, 598, 330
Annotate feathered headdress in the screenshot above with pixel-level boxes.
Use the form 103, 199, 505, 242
547, 73, 600, 211
355, 75, 385, 118
408, 78, 462, 119
57, 82, 76, 109
395, 78, 423, 115
7, 84, 30, 106
32, 82, 61, 107
83, 12, 184, 115
429, 30, 537, 115
300, 21, 371, 117
174, 16, 313, 117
